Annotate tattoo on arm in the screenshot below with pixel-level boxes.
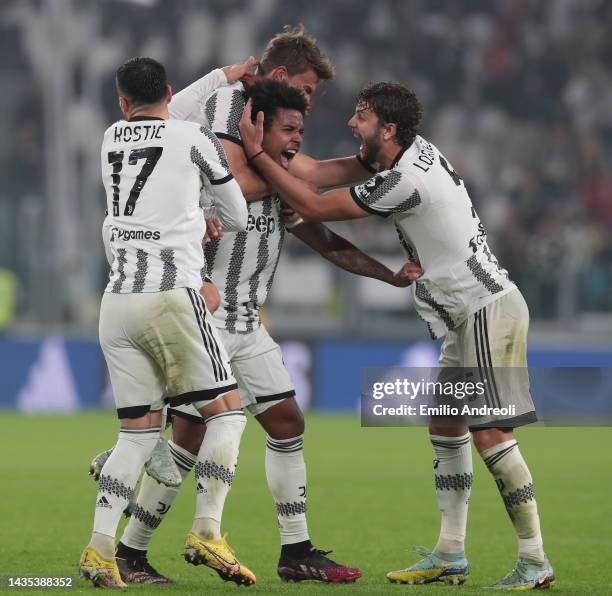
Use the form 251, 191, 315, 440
292, 222, 394, 284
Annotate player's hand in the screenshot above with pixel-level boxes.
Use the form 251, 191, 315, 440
222, 56, 258, 84
239, 99, 264, 157
392, 260, 424, 287
203, 217, 224, 242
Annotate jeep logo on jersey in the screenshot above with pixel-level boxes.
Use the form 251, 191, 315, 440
246, 214, 276, 238
111, 226, 161, 241
353, 174, 385, 201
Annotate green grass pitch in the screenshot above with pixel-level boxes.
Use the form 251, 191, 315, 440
0, 412, 610, 594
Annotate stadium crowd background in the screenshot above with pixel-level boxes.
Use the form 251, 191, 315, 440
1, 0, 611, 339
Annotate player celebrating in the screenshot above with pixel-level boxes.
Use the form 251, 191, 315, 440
79, 56, 256, 588
109, 78, 421, 585
238, 83, 555, 591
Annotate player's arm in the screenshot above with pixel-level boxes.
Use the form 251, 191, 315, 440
169, 57, 257, 121
290, 221, 422, 287
194, 128, 248, 231
289, 152, 377, 188
200, 277, 221, 313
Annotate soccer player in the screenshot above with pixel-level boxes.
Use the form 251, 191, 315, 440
238, 83, 556, 591
79, 56, 256, 588
110, 78, 421, 585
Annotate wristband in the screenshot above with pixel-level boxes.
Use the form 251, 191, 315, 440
247, 149, 265, 163
285, 217, 304, 231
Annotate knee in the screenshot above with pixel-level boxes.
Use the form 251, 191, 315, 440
472, 428, 514, 453
172, 417, 206, 456
267, 408, 305, 440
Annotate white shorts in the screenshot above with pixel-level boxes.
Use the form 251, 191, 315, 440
437, 289, 536, 428
100, 288, 237, 419
170, 324, 295, 423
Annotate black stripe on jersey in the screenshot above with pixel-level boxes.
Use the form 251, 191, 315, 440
159, 249, 178, 291
111, 248, 128, 293
391, 189, 421, 212
265, 216, 286, 297
350, 187, 387, 217
191, 146, 233, 185
246, 199, 273, 332
466, 254, 505, 294
224, 230, 249, 332
187, 287, 221, 382
204, 93, 218, 128
214, 132, 243, 146
226, 90, 246, 140
349, 170, 403, 217
199, 125, 230, 171
132, 249, 148, 293
415, 281, 455, 331
210, 173, 234, 185
204, 237, 220, 278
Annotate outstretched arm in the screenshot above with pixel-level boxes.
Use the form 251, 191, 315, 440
289, 152, 376, 188
291, 221, 423, 287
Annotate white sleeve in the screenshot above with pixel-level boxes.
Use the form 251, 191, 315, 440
169, 68, 227, 123
209, 177, 248, 232
349, 170, 423, 216
191, 126, 247, 231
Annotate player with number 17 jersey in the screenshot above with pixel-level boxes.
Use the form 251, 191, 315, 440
102, 117, 245, 295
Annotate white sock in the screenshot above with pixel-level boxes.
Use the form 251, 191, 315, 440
90, 427, 160, 557
191, 410, 246, 540
265, 435, 310, 545
120, 440, 196, 551
481, 440, 545, 562
430, 433, 472, 555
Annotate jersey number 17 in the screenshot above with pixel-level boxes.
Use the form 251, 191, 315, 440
108, 147, 163, 216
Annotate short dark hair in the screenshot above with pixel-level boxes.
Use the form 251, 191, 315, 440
115, 57, 167, 106
259, 24, 335, 81
245, 80, 307, 130
357, 82, 423, 147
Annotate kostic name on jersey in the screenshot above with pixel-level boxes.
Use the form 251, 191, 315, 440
113, 123, 165, 143
111, 226, 161, 241
246, 213, 276, 238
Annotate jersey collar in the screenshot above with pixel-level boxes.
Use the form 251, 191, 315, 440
127, 116, 165, 122
390, 145, 409, 169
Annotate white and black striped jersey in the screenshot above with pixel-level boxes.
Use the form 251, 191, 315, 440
204, 195, 286, 333
350, 135, 516, 339
172, 77, 285, 333
101, 116, 247, 294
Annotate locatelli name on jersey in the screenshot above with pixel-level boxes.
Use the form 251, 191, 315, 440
110, 226, 161, 241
